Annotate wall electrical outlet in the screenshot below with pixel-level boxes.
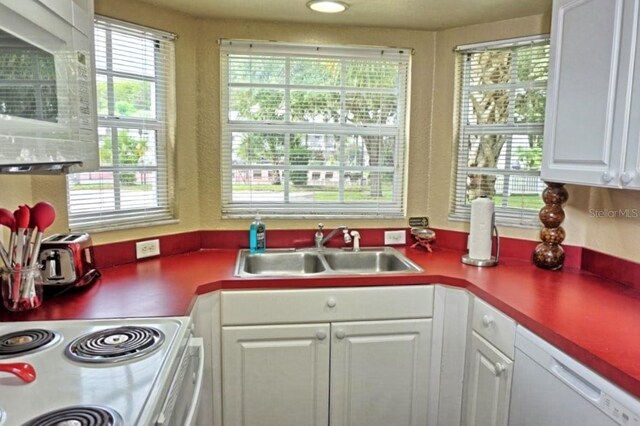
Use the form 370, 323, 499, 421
136, 239, 161, 259
384, 230, 406, 245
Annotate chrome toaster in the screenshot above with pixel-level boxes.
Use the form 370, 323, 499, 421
38, 233, 101, 287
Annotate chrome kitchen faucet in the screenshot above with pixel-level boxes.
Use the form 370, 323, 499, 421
314, 224, 352, 249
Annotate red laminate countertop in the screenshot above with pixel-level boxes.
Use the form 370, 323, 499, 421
1, 246, 640, 400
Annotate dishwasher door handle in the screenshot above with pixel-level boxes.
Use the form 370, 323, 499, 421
550, 358, 602, 402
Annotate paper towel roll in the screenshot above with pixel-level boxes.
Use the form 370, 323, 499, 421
468, 197, 494, 260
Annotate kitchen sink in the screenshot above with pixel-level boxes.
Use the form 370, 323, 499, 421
235, 247, 423, 277
322, 250, 418, 273
240, 251, 326, 276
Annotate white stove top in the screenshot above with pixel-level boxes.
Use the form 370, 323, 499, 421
0, 317, 191, 426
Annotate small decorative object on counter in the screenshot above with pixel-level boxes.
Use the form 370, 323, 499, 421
249, 214, 266, 253
533, 182, 568, 270
409, 216, 435, 252
1, 265, 43, 311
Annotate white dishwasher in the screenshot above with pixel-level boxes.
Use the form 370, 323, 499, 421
509, 326, 640, 426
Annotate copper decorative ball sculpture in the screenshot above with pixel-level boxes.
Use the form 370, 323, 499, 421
533, 182, 568, 270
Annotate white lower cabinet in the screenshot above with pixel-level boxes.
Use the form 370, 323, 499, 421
222, 324, 330, 426
330, 319, 432, 426
462, 333, 514, 426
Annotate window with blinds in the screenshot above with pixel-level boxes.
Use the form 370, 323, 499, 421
67, 17, 176, 231
219, 40, 411, 218
451, 35, 550, 227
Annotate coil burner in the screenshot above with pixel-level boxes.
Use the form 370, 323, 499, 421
65, 326, 165, 364
0, 329, 60, 358
22, 405, 122, 426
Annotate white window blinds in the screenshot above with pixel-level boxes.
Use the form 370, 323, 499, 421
67, 16, 176, 231
219, 40, 411, 218
451, 35, 550, 227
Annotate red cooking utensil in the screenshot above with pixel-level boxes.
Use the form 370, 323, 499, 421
0, 362, 36, 383
0, 208, 16, 266
13, 206, 30, 303
28, 202, 56, 268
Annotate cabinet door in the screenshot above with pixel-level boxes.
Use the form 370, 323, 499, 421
623, 0, 640, 189
462, 332, 513, 426
429, 286, 471, 426
222, 324, 330, 426
542, 0, 631, 186
330, 319, 432, 426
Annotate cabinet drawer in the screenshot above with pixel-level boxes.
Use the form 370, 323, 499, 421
221, 285, 434, 325
472, 298, 516, 359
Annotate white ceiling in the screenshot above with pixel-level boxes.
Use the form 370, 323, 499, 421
135, 0, 551, 31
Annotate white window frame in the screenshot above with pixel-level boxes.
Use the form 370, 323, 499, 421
219, 40, 412, 219
66, 16, 176, 232
450, 35, 550, 228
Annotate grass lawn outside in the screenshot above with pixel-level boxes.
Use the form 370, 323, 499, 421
232, 183, 393, 202
70, 183, 153, 191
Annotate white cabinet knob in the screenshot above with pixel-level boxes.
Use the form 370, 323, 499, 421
621, 172, 635, 184
316, 330, 327, 340
326, 297, 337, 308
482, 315, 494, 327
335, 329, 346, 339
494, 362, 506, 376
602, 171, 615, 183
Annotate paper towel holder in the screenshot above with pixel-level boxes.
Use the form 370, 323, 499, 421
461, 220, 500, 267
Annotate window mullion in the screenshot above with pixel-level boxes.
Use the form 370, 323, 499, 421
111, 127, 122, 211
283, 57, 291, 203
501, 52, 518, 208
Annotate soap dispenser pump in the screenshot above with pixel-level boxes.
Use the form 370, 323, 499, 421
249, 214, 266, 253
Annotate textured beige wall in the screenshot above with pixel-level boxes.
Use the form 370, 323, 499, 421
0, 0, 637, 261
582, 188, 640, 262
0, 0, 201, 245
429, 14, 640, 262
195, 18, 435, 231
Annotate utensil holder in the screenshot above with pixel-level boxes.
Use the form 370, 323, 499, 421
1, 266, 43, 312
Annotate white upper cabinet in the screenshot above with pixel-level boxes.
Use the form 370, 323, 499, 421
0, 0, 98, 173
542, 0, 640, 189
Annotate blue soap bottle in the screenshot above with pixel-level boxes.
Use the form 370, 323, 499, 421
249, 215, 266, 253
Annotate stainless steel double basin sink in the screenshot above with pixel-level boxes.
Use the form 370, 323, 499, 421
234, 247, 423, 277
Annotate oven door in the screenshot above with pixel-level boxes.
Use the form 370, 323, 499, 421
154, 337, 205, 426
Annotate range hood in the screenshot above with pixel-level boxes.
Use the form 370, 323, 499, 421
0, 161, 83, 175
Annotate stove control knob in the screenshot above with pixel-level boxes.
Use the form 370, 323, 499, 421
326, 297, 337, 308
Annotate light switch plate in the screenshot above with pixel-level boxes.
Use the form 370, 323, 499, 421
384, 230, 406, 245
136, 239, 160, 259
